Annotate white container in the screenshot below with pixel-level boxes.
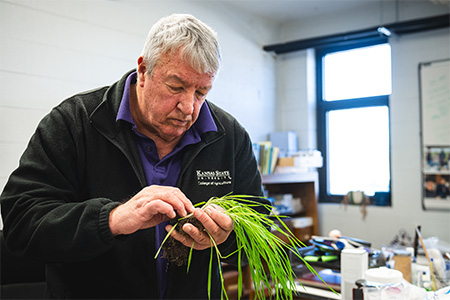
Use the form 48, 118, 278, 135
341, 248, 368, 300
269, 131, 298, 157
363, 267, 404, 300
291, 216, 312, 228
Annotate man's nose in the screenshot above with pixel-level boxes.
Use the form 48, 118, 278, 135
177, 92, 195, 115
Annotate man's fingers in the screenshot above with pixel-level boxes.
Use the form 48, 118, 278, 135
142, 200, 177, 219
195, 207, 234, 233
167, 224, 200, 249
166, 223, 211, 250
165, 206, 234, 250
139, 186, 193, 217
183, 223, 210, 244
155, 188, 194, 217
109, 185, 195, 236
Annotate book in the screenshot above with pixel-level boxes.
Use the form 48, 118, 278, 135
258, 141, 271, 174
269, 146, 280, 174
253, 142, 280, 175
252, 143, 260, 165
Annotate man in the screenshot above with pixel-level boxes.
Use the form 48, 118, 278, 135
1, 14, 265, 299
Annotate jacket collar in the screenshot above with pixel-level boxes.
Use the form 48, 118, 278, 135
88, 70, 147, 185
89, 70, 135, 139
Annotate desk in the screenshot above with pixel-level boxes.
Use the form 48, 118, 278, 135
294, 282, 341, 300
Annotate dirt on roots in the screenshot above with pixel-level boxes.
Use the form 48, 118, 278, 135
162, 216, 205, 266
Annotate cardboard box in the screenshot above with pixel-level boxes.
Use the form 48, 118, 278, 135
276, 151, 323, 174
277, 156, 295, 167
291, 217, 313, 241
293, 226, 313, 241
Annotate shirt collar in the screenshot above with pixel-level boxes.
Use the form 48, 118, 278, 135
116, 72, 137, 124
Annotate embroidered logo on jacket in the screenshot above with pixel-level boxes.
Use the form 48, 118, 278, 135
196, 170, 232, 186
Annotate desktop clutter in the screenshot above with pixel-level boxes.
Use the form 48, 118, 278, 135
291, 227, 450, 300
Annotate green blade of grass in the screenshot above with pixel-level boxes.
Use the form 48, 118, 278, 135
154, 223, 178, 259
186, 242, 195, 273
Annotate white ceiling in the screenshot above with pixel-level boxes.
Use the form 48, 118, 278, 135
220, 0, 448, 23
221, 0, 379, 23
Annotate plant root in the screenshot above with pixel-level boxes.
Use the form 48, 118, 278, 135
162, 216, 205, 266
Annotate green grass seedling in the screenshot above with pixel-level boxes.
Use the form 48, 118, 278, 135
157, 194, 337, 300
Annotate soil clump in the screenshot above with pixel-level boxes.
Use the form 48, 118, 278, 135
162, 216, 205, 266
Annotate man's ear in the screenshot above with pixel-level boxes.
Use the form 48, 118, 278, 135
137, 56, 147, 85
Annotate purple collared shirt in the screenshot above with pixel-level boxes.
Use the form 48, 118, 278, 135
116, 72, 217, 298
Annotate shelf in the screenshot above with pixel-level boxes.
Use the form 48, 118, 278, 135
262, 172, 318, 184
261, 172, 319, 239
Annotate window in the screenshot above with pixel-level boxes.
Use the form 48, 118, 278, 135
317, 42, 392, 204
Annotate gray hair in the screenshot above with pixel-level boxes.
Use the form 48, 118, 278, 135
140, 14, 221, 76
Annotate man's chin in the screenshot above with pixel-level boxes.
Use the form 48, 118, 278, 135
161, 128, 188, 140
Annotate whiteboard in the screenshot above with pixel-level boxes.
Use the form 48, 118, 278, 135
420, 59, 450, 145
420, 59, 450, 211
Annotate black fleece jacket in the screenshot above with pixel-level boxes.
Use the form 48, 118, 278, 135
0, 70, 265, 299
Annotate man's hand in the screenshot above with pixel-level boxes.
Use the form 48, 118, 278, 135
166, 205, 235, 250
109, 185, 195, 236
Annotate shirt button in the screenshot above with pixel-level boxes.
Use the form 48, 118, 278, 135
146, 145, 152, 152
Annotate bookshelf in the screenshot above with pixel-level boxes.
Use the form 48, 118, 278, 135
262, 172, 319, 239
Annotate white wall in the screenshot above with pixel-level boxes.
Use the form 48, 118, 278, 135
0, 0, 278, 228
1, 0, 449, 249
276, 1, 450, 248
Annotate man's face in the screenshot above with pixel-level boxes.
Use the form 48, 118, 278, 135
134, 52, 214, 143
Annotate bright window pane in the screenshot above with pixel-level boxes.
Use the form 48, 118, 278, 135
323, 44, 392, 101
328, 107, 390, 196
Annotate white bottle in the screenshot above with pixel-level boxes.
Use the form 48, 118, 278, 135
341, 248, 368, 300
